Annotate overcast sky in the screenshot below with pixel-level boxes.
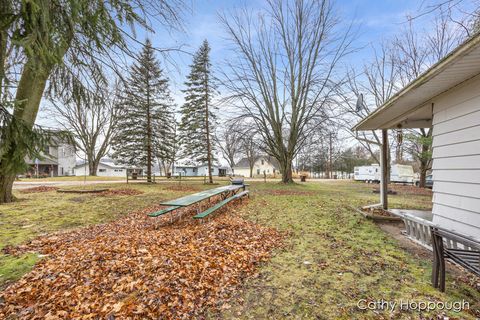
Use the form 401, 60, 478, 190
38, 0, 430, 126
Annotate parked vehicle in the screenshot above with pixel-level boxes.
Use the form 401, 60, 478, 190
390, 164, 415, 184
354, 164, 415, 184
415, 174, 433, 188
354, 164, 380, 183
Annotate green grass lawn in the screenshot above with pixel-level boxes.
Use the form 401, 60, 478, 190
216, 181, 479, 319
0, 180, 478, 319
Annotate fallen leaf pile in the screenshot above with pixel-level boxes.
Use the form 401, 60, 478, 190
20, 186, 58, 194
96, 188, 143, 197
0, 202, 284, 319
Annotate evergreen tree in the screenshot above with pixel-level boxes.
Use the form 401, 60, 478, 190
179, 40, 217, 183
112, 39, 175, 182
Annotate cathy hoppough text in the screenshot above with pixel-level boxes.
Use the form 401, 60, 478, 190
357, 299, 470, 313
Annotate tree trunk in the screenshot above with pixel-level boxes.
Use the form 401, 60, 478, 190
249, 165, 253, 178
89, 159, 99, 176
419, 166, 427, 188
0, 59, 51, 204
0, 172, 16, 203
281, 157, 294, 183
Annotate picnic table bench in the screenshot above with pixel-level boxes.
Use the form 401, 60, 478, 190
148, 183, 249, 219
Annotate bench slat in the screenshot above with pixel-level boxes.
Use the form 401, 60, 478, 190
194, 190, 249, 219
148, 206, 181, 217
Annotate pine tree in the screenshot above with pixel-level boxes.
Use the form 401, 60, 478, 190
179, 40, 217, 183
112, 39, 175, 182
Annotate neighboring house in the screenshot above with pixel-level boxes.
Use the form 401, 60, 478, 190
25, 135, 76, 177
353, 34, 480, 240
74, 159, 143, 177
173, 163, 228, 177
233, 156, 279, 177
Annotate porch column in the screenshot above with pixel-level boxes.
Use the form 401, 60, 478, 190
380, 129, 389, 209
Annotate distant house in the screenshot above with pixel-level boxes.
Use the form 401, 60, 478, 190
173, 163, 228, 177
74, 159, 142, 177
353, 34, 480, 240
25, 135, 76, 177
233, 156, 279, 177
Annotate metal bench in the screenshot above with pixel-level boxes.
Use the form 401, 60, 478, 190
431, 226, 480, 292
193, 190, 249, 219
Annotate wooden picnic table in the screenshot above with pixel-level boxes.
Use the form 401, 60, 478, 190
160, 184, 244, 207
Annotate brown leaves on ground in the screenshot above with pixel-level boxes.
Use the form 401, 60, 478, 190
95, 188, 143, 197
259, 189, 316, 196
163, 184, 201, 192
373, 184, 433, 196
20, 186, 58, 194
0, 202, 284, 319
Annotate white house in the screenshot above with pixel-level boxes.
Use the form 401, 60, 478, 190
74, 161, 127, 177
173, 163, 227, 177
354, 34, 480, 240
25, 134, 76, 177
233, 156, 279, 177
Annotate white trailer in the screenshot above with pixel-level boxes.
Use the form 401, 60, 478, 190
354, 164, 380, 183
354, 164, 415, 184
390, 164, 414, 184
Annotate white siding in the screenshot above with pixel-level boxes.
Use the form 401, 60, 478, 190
431, 75, 480, 240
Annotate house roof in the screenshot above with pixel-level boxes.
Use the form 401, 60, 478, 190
353, 33, 480, 131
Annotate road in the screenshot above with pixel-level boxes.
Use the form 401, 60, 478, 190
13, 180, 127, 190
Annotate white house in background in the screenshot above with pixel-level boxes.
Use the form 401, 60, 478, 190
173, 163, 228, 177
233, 156, 280, 177
25, 134, 76, 177
74, 161, 127, 177
354, 33, 480, 240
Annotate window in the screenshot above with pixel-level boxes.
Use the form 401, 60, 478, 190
44, 146, 50, 155
257, 169, 261, 175
261, 160, 264, 165
114, 169, 123, 172
99, 169, 107, 173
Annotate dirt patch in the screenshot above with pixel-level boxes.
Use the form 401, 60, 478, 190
260, 189, 316, 196
20, 186, 58, 194
373, 184, 433, 196
95, 188, 143, 197
0, 202, 284, 319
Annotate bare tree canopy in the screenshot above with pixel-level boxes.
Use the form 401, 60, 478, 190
51, 82, 121, 176
220, 0, 353, 183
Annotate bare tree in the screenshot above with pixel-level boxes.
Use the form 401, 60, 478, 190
220, 0, 353, 183
215, 121, 244, 175
393, 14, 463, 187
52, 84, 120, 176
240, 129, 261, 178
339, 42, 399, 165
